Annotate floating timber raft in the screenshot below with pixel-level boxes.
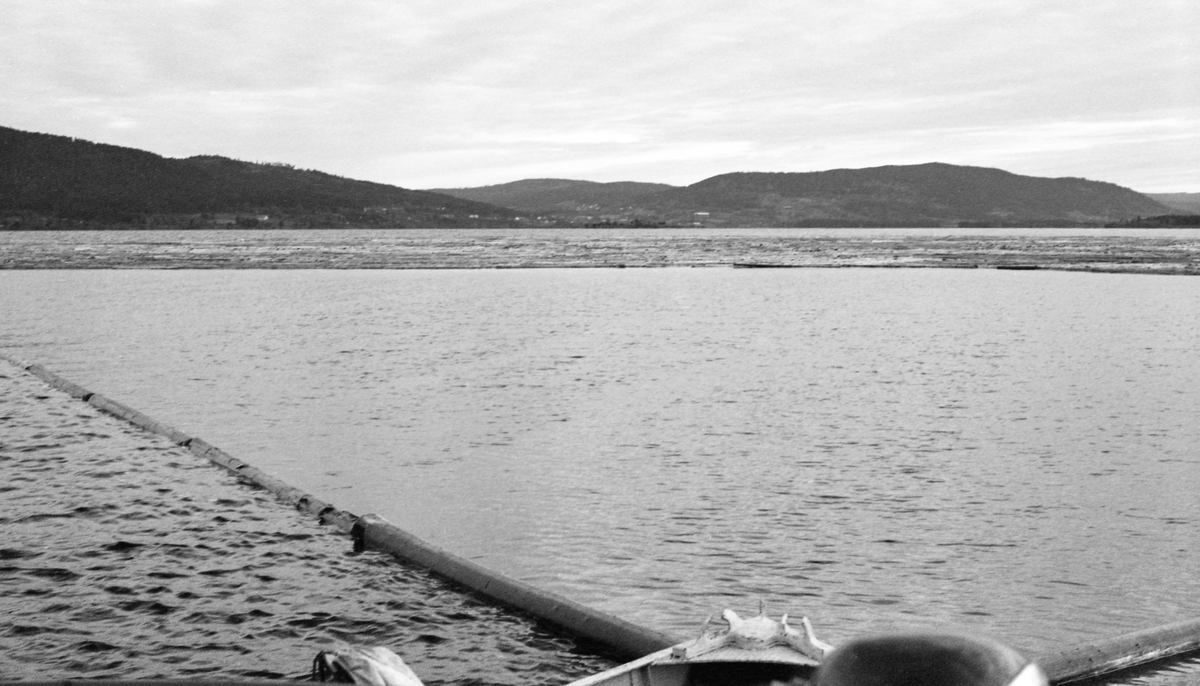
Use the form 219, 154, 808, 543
2, 352, 1199, 684
0, 352, 678, 662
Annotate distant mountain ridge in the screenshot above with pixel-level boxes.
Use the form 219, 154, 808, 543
0, 124, 1177, 229
432, 163, 1171, 227
0, 125, 517, 228
1148, 193, 1200, 214
429, 179, 675, 214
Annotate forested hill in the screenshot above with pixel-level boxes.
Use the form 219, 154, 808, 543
1149, 192, 1200, 214
2, 125, 1176, 229
434, 164, 1173, 227
0, 126, 516, 228
429, 179, 675, 214
661, 164, 1170, 226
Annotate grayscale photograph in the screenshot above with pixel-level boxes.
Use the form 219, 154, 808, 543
2, 3, 1198, 686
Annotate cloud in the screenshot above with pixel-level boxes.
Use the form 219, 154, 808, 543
365, 140, 758, 189
1, 0, 1197, 190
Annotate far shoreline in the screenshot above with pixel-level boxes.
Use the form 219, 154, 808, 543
1, 228, 1198, 275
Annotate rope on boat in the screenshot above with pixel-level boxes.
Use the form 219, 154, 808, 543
0, 353, 678, 660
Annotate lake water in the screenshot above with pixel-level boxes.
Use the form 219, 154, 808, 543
0, 360, 614, 684
2, 229, 1199, 683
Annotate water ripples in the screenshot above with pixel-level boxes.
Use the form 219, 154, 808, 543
3, 239, 1200, 685
0, 361, 616, 684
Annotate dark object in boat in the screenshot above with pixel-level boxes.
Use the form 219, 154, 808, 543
812, 633, 1047, 686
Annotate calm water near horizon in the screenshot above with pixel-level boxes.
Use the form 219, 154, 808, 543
2, 228, 1199, 684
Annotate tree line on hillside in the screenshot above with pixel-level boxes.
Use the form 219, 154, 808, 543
1105, 214, 1200, 228
3, 125, 1181, 230
435, 164, 1173, 228
0, 126, 516, 228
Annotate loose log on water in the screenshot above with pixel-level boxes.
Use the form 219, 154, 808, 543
1036, 616, 1200, 684
189, 438, 315, 505
23, 363, 95, 400
185, 437, 358, 533
87, 392, 192, 444
353, 513, 681, 661
8, 359, 684, 657
0, 352, 27, 368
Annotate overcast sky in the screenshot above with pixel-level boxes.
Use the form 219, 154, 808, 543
3, 1, 1198, 191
